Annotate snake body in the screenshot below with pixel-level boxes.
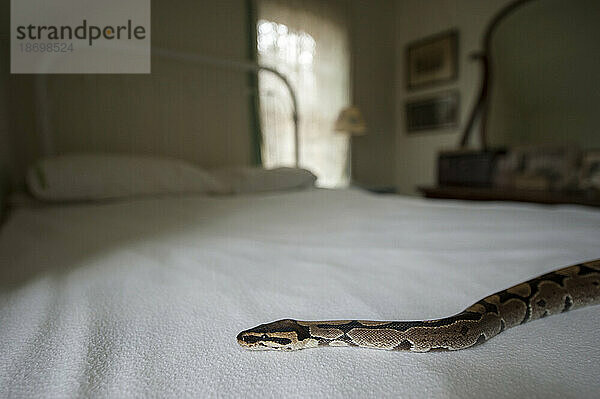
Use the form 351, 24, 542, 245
237, 259, 600, 352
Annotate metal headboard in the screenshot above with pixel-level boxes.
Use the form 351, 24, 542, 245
34, 47, 300, 167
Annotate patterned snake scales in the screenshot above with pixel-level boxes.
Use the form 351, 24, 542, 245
237, 259, 600, 352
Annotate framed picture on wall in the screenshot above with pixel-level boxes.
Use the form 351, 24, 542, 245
406, 91, 459, 132
406, 30, 458, 90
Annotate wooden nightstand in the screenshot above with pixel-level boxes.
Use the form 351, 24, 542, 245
418, 186, 600, 208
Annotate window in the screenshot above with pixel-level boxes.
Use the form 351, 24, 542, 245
256, 0, 350, 187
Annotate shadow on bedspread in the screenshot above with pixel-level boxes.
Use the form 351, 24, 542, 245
0, 196, 235, 290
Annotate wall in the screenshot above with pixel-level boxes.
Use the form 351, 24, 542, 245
349, 0, 396, 189
0, 3, 11, 211
488, 0, 600, 150
394, 0, 513, 195
3, 0, 252, 185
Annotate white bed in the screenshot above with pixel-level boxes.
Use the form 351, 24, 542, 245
1, 188, 599, 398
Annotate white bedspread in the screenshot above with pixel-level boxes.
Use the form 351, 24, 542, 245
1, 189, 599, 398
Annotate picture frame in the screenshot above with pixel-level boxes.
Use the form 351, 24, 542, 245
406, 30, 458, 90
406, 91, 459, 132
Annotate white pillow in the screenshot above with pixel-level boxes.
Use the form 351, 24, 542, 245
27, 153, 228, 201
212, 166, 316, 194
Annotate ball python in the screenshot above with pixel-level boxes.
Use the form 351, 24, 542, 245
237, 259, 600, 352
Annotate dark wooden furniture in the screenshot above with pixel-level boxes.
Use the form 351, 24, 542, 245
418, 186, 600, 208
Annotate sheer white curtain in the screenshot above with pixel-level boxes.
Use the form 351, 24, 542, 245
256, 0, 350, 187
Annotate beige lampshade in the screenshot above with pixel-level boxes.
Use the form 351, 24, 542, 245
334, 106, 367, 135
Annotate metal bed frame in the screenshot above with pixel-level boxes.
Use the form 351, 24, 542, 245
33, 47, 300, 166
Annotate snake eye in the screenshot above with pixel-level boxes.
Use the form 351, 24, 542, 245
261, 334, 268, 339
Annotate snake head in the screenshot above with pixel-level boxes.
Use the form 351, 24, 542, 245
237, 319, 316, 351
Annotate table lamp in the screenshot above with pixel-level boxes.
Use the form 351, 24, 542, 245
334, 106, 367, 135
